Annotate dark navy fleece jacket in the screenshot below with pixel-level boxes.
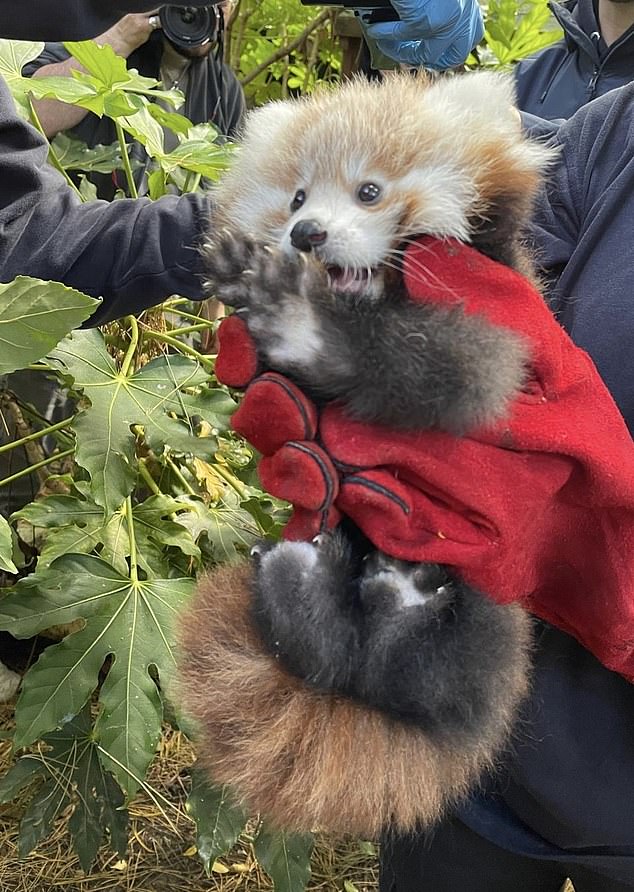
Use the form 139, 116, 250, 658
515, 0, 634, 120
0, 1, 212, 325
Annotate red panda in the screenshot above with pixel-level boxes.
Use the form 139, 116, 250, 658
177, 71, 552, 838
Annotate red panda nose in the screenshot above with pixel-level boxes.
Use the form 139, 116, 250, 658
290, 220, 328, 252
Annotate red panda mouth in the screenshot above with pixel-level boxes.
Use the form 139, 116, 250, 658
326, 266, 372, 295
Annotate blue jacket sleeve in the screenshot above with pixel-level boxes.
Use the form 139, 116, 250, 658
0, 79, 211, 326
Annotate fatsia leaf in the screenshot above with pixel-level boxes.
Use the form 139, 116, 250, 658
119, 103, 165, 158
16, 492, 201, 575
0, 514, 18, 574
0, 708, 128, 867
50, 133, 122, 174
18, 73, 101, 108
48, 329, 221, 512
253, 824, 314, 892
161, 138, 231, 180
147, 102, 192, 136
0, 278, 99, 375
173, 493, 261, 562
0, 39, 44, 113
186, 770, 247, 873
0, 554, 195, 796
63, 40, 146, 89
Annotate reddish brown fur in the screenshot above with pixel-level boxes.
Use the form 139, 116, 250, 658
177, 562, 532, 838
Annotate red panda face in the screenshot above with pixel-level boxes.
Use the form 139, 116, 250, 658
211, 72, 553, 297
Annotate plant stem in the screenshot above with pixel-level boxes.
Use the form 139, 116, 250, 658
114, 120, 138, 198
166, 322, 214, 337
210, 461, 248, 499
0, 416, 75, 456
0, 448, 75, 488
27, 99, 85, 201
164, 454, 196, 496
124, 496, 139, 583
120, 316, 140, 377
162, 306, 211, 324
138, 459, 162, 496
140, 328, 215, 370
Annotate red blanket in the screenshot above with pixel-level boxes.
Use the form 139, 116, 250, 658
215, 237, 634, 682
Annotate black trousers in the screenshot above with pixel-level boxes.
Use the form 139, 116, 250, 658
380, 818, 634, 892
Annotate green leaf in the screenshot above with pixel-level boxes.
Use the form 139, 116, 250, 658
0, 554, 195, 797
253, 824, 314, 892
0, 39, 45, 113
0, 514, 18, 575
0, 277, 99, 375
174, 493, 261, 562
119, 103, 165, 158
186, 770, 247, 873
16, 491, 201, 575
148, 167, 167, 199
18, 775, 69, 858
78, 174, 99, 202
68, 744, 127, 871
48, 329, 220, 512
0, 707, 128, 866
50, 133, 122, 173
63, 40, 139, 89
19, 72, 101, 108
484, 0, 561, 64
148, 102, 192, 137
161, 138, 231, 180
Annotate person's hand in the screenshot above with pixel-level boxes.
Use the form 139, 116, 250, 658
360, 0, 484, 69
95, 11, 161, 59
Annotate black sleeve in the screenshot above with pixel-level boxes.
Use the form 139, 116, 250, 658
2, 1, 209, 41
0, 79, 211, 326
221, 66, 247, 139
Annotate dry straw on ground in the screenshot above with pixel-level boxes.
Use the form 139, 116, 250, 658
0, 704, 378, 892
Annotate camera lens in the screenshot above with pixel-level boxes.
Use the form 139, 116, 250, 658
158, 5, 219, 49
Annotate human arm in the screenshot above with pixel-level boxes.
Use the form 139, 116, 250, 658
359, 0, 484, 69
29, 14, 159, 138
0, 78, 210, 325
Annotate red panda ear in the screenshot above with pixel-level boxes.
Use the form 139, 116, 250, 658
239, 100, 302, 148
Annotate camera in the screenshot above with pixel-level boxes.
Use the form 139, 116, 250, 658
300, 0, 398, 23
158, 5, 220, 50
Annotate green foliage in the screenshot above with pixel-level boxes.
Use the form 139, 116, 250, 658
475, 0, 563, 67
253, 823, 314, 892
186, 771, 248, 872
0, 515, 18, 574
0, 278, 99, 375
0, 707, 128, 869
226, 0, 341, 105
48, 329, 232, 513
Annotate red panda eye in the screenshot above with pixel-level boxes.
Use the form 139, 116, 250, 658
290, 189, 306, 212
357, 182, 382, 204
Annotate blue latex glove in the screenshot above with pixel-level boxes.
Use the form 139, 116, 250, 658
359, 0, 484, 69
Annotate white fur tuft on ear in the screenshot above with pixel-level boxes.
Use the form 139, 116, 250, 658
429, 71, 519, 123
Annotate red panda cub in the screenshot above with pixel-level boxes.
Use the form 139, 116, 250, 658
177, 72, 551, 838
